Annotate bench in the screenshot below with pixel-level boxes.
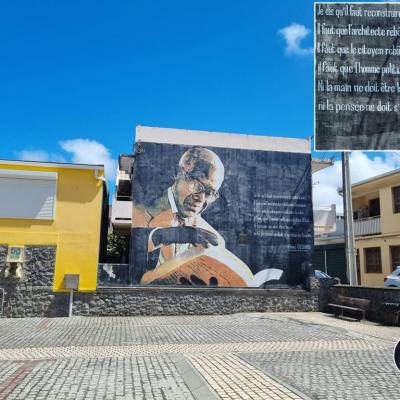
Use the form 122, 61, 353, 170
328, 295, 370, 321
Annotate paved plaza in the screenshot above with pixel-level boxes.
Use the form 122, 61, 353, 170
0, 312, 399, 400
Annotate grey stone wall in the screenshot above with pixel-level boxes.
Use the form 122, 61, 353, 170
0, 243, 318, 317
312, 277, 340, 310
0, 244, 60, 318
0, 245, 6, 266
71, 287, 318, 316
2, 285, 319, 318
2, 249, 399, 320
0, 245, 56, 285
322, 284, 400, 322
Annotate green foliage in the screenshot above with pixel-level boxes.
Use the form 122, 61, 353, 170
107, 231, 129, 258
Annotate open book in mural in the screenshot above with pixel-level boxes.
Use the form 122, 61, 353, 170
140, 246, 283, 287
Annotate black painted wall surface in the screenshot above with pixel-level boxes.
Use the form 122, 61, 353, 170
98, 263, 129, 286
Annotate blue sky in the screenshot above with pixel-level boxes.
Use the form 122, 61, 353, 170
0, 1, 313, 158
1, 0, 399, 208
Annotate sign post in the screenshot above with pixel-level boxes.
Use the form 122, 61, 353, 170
64, 274, 80, 318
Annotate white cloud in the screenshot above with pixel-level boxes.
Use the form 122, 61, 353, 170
17, 139, 117, 181
278, 23, 313, 56
313, 152, 400, 213
59, 139, 116, 180
16, 149, 66, 163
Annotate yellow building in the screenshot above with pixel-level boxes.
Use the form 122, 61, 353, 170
352, 169, 400, 287
0, 160, 108, 291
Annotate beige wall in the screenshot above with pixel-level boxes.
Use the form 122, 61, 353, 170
380, 186, 400, 234
357, 236, 400, 287
353, 173, 400, 287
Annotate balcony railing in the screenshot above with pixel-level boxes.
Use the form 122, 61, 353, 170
353, 216, 381, 236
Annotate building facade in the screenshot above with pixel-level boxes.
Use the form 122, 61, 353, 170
313, 210, 346, 284
127, 126, 314, 288
0, 160, 108, 292
352, 169, 400, 287
111, 155, 133, 237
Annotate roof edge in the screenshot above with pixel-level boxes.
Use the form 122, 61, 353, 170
352, 167, 400, 189
135, 125, 311, 154
0, 159, 105, 171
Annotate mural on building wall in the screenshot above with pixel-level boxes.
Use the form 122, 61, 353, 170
130, 143, 313, 288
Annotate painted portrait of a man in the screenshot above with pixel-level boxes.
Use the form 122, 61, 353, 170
131, 147, 258, 286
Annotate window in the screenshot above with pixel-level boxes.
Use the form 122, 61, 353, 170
369, 198, 380, 217
390, 246, 400, 271
393, 186, 400, 214
364, 247, 382, 273
0, 169, 57, 220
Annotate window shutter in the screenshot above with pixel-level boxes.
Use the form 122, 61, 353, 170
0, 170, 57, 220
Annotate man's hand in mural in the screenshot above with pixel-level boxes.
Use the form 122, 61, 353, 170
152, 226, 219, 248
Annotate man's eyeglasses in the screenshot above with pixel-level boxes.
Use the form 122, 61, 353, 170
184, 174, 219, 203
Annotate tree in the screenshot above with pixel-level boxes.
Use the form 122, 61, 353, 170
107, 231, 129, 260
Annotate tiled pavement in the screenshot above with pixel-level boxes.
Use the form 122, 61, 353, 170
187, 354, 304, 400
0, 312, 398, 399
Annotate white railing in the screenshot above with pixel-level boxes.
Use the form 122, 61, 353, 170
353, 216, 381, 236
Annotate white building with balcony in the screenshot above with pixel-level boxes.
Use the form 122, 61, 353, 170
111, 155, 133, 235
352, 168, 400, 286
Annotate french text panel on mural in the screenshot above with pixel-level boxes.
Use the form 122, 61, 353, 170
315, 2, 400, 151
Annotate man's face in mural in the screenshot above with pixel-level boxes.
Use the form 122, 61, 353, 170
173, 147, 224, 218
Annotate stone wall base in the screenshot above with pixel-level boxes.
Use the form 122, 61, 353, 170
1, 286, 68, 318
1, 287, 319, 318
2, 279, 398, 321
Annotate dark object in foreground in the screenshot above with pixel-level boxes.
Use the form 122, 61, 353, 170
328, 295, 370, 321
381, 302, 400, 326
395, 340, 400, 372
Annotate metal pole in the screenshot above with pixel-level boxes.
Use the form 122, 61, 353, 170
342, 152, 358, 285
0, 288, 5, 317
68, 289, 74, 318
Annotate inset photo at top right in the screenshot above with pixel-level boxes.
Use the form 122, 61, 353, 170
315, 2, 400, 150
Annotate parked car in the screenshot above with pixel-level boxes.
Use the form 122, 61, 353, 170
384, 267, 400, 288
314, 270, 341, 284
